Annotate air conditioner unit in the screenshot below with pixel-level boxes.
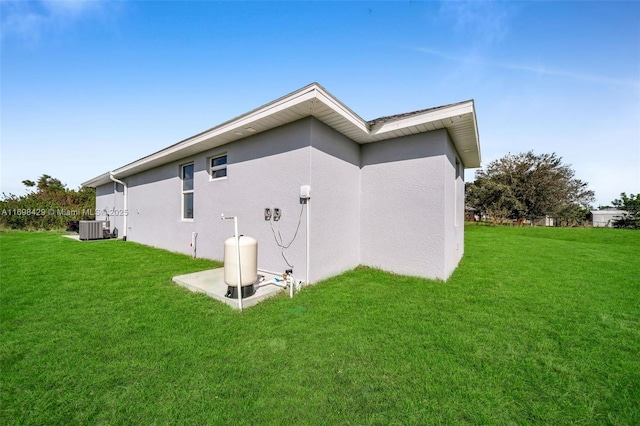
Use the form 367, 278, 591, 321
79, 220, 110, 240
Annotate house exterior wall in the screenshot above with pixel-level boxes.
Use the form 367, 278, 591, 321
95, 182, 125, 235
94, 121, 466, 283
117, 119, 312, 281
202, 118, 312, 278
360, 129, 450, 280
308, 118, 361, 282
443, 131, 465, 279
126, 161, 192, 251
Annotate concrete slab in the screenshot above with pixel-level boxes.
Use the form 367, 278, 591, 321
172, 268, 287, 310
63, 234, 117, 242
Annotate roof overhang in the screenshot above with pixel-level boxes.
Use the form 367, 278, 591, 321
83, 83, 480, 187
82, 172, 113, 188
591, 210, 627, 215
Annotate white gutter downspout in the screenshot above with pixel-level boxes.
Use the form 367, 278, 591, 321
306, 197, 310, 288
109, 173, 128, 240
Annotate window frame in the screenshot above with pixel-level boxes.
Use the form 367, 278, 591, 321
181, 162, 194, 221
209, 153, 228, 181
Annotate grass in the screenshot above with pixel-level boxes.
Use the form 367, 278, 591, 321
1, 227, 638, 425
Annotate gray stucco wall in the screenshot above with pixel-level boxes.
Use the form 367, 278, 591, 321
121, 119, 313, 281
94, 119, 466, 283
95, 182, 125, 236
309, 118, 361, 281
443, 131, 465, 279
360, 129, 451, 280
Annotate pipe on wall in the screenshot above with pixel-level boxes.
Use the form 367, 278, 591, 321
221, 215, 243, 311
191, 232, 198, 258
306, 198, 310, 287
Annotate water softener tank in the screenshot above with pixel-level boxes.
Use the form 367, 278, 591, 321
224, 236, 258, 298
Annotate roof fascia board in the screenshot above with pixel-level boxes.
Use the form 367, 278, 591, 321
81, 172, 111, 188
371, 101, 474, 135
112, 88, 320, 177
112, 84, 372, 177
312, 86, 370, 134
470, 104, 481, 166
83, 84, 481, 183
226, 89, 317, 133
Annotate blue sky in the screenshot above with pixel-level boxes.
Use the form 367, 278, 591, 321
2, 0, 639, 207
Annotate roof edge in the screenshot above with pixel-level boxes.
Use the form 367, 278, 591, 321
82, 172, 112, 188
82, 83, 481, 183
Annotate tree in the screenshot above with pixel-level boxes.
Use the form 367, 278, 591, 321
1, 175, 95, 230
610, 193, 640, 229
466, 151, 594, 223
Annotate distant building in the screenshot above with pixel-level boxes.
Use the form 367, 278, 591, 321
532, 216, 555, 227
590, 209, 627, 227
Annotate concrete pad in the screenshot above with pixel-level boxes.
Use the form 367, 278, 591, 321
172, 268, 287, 310
63, 234, 117, 242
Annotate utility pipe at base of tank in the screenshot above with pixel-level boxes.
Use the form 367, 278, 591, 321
257, 276, 287, 289
221, 214, 243, 312
257, 270, 297, 295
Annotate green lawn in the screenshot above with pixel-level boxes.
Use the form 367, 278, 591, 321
1, 227, 638, 425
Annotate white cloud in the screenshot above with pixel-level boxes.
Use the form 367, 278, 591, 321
41, 0, 101, 15
1, 2, 45, 40
414, 47, 640, 91
1, 0, 112, 42
437, 0, 514, 46
498, 61, 640, 91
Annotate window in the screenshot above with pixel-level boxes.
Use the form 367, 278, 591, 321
181, 163, 194, 219
209, 154, 227, 180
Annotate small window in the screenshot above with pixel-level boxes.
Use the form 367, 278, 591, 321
210, 154, 227, 180
181, 163, 194, 219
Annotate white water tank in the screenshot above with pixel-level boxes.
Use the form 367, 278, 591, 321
224, 236, 258, 287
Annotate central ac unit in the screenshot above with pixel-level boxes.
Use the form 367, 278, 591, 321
79, 220, 109, 240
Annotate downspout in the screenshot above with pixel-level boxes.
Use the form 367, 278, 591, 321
109, 173, 128, 240
306, 197, 310, 287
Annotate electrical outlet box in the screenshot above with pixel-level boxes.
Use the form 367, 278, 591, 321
300, 185, 311, 199
273, 208, 281, 221
264, 208, 272, 221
